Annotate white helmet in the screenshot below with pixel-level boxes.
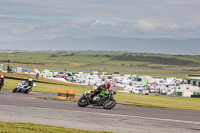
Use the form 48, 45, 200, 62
28, 78, 33, 81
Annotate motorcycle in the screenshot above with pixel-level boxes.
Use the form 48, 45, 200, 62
0, 80, 3, 91
0, 75, 4, 91
13, 81, 33, 94
78, 89, 117, 109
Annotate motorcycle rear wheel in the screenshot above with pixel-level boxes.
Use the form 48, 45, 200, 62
103, 99, 116, 109
78, 97, 88, 107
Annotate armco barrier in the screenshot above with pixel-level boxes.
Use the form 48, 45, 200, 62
57, 89, 75, 100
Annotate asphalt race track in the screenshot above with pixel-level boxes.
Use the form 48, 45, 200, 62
0, 90, 200, 133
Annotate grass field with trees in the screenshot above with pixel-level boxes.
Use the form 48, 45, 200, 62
1, 52, 200, 78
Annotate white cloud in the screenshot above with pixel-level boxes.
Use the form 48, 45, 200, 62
135, 19, 156, 32
122, 29, 128, 34
71, 19, 92, 28
71, 19, 116, 30
91, 20, 116, 27
28, 25, 40, 30
171, 24, 179, 29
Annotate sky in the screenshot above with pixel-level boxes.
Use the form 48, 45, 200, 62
0, 0, 200, 42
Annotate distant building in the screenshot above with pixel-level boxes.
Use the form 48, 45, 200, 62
186, 77, 200, 87
176, 84, 200, 97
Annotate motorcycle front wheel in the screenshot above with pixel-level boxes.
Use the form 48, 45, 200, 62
24, 89, 31, 94
78, 97, 88, 107
103, 99, 116, 109
13, 88, 18, 93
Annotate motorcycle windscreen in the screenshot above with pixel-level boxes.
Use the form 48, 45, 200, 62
85, 90, 92, 95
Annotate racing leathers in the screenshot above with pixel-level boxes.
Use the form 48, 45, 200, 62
89, 85, 108, 99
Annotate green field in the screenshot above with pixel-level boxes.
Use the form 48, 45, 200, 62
1, 52, 200, 78
0, 121, 111, 133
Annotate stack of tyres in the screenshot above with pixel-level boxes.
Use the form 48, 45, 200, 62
57, 89, 68, 99
57, 89, 75, 100
66, 90, 75, 99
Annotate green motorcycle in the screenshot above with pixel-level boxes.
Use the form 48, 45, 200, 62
78, 90, 117, 109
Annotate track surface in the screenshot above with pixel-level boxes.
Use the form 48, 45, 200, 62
0, 90, 200, 133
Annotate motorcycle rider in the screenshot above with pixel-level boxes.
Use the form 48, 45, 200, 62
89, 81, 111, 99
7, 65, 12, 73
14, 79, 34, 93
26, 78, 34, 89
0, 75, 4, 91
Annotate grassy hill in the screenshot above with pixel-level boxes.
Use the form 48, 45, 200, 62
1, 52, 200, 78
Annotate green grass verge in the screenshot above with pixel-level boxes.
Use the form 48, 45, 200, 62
0, 121, 112, 133
37, 97, 78, 102
115, 93, 200, 110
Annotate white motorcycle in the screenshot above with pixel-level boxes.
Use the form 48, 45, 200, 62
13, 81, 33, 94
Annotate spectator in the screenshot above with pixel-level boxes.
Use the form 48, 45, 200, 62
36, 73, 39, 80
7, 65, 12, 73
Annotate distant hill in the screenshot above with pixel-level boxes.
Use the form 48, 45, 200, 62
0, 36, 200, 55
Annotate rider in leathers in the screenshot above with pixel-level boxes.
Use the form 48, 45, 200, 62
89, 81, 111, 99
24, 78, 34, 91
